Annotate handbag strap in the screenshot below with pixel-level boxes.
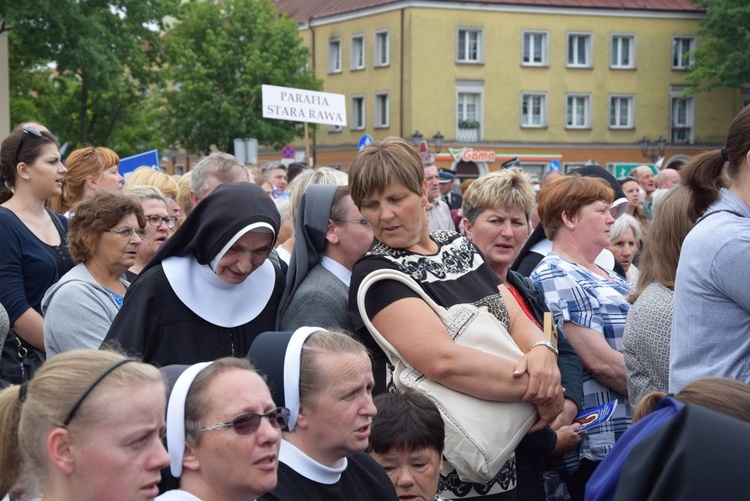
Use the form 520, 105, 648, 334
356, 268, 446, 363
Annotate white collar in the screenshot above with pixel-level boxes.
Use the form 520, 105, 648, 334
162, 256, 275, 327
321, 256, 351, 286
279, 439, 347, 484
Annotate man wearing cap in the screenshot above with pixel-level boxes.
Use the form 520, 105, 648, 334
439, 169, 462, 211
424, 163, 455, 232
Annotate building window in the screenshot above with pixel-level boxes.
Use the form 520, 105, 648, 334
375, 30, 389, 67
521, 92, 547, 128
567, 33, 592, 68
457, 28, 483, 64
672, 36, 695, 70
609, 95, 634, 129
670, 88, 694, 143
456, 91, 481, 141
351, 95, 365, 130
522, 31, 548, 67
611, 34, 635, 69
374, 92, 389, 128
350, 35, 365, 70
328, 39, 342, 74
566, 94, 591, 129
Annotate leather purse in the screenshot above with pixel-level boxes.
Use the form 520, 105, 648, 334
357, 268, 538, 484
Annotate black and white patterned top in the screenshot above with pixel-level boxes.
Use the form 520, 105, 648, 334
348, 230, 516, 498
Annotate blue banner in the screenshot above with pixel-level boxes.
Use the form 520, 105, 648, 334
119, 149, 161, 177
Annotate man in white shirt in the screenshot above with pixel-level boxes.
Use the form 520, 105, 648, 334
424, 163, 454, 231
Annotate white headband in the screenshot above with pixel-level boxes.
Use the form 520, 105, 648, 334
166, 361, 213, 478
283, 326, 326, 431
209, 222, 276, 271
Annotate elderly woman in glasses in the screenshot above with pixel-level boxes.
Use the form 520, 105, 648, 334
249, 328, 397, 501
122, 186, 176, 281
0, 349, 170, 501
42, 191, 145, 356
0, 126, 75, 384
158, 357, 286, 500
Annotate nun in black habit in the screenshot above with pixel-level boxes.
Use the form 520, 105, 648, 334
103, 182, 284, 366
249, 327, 397, 501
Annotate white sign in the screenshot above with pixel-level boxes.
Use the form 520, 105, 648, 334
262, 85, 347, 126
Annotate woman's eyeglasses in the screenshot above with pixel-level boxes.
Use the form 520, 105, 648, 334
196, 407, 291, 435
15, 127, 43, 165
144, 214, 177, 229
106, 228, 147, 238
332, 218, 369, 226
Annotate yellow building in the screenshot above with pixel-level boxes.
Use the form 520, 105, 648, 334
272, 0, 744, 180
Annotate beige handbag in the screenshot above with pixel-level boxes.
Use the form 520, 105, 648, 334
357, 268, 537, 484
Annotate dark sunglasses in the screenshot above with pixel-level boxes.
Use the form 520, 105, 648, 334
15, 127, 44, 165
196, 407, 291, 435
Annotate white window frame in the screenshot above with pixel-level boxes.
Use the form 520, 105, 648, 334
328, 39, 342, 74
672, 36, 695, 70
374, 30, 390, 67
565, 93, 592, 129
522, 30, 549, 67
455, 80, 484, 141
610, 34, 636, 69
567, 32, 593, 68
351, 95, 365, 131
520, 92, 547, 128
374, 92, 390, 129
670, 87, 694, 144
350, 34, 365, 71
609, 94, 634, 129
456, 27, 484, 64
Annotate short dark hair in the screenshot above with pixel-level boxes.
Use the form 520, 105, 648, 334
68, 191, 145, 262
369, 389, 444, 455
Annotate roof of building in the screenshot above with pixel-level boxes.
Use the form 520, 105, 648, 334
274, 0, 705, 23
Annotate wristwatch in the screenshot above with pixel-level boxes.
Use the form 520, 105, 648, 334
531, 340, 559, 356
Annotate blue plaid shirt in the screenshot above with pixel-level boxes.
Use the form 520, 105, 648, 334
531, 254, 632, 462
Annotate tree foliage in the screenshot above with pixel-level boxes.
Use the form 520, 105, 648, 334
687, 0, 750, 92
2, 0, 178, 155
163, 0, 321, 153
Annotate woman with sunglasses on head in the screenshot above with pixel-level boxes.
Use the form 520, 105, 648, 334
249, 327, 397, 501
158, 357, 286, 500
0, 349, 170, 501
123, 186, 176, 281
49, 146, 124, 216
0, 126, 74, 384
42, 191, 145, 356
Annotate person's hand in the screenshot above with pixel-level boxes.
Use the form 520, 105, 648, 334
530, 397, 565, 432
550, 423, 583, 455
513, 346, 562, 404
550, 398, 579, 431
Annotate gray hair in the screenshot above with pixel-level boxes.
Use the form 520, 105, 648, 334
610, 213, 642, 243
190, 152, 250, 200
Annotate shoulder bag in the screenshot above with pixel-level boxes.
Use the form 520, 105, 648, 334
357, 268, 537, 484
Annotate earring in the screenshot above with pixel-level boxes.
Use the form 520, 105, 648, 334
569, 224, 574, 229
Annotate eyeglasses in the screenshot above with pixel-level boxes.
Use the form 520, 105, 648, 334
196, 407, 291, 435
106, 228, 147, 238
15, 127, 43, 165
144, 214, 177, 229
332, 218, 369, 226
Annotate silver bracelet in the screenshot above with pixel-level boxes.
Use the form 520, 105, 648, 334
531, 340, 558, 356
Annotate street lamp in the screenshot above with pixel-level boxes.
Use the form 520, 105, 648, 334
639, 136, 666, 163
410, 130, 423, 147
432, 131, 444, 154
169, 144, 178, 174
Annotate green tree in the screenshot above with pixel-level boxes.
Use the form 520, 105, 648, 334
686, 0, 750, 92
2, 0, 178, 152
163, 0, 321, 153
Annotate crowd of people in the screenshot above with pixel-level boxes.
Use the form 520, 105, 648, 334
1, 106, 750, 501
